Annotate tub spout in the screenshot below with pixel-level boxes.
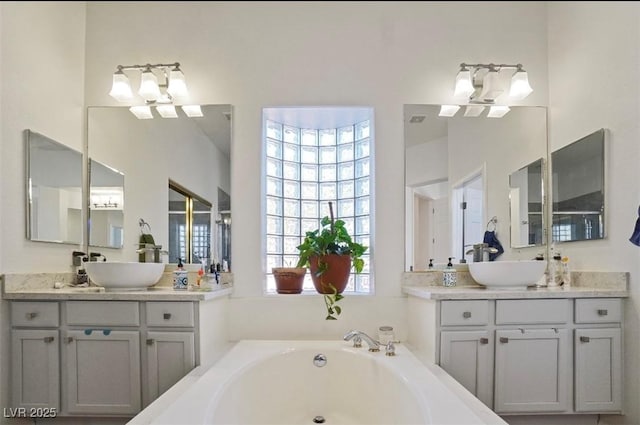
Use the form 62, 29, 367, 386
343, 330, 380, 352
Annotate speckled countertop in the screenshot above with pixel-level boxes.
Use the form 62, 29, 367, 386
402, 270, 629, 300
1, 271, 233, 301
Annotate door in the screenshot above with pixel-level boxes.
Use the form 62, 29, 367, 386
440, 330, 493, 407
144, 331, 195, 406
494, 328, 570, 413
575, 328, 622, 412
63, 329, 141, 415
11, 329, 59, 409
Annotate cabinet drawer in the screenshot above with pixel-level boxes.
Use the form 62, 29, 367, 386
146, 302, 194, 327
11, 302, 59, 327
575, 298, 622, 324
496, 299, 569, 325
441, 301, 489, 326
66, 301, 140, 326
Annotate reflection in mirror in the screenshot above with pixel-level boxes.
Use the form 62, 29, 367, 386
88, 105, 231, 262
168, 182, 212, 264
509, 158, 544, 248
551, 128, 605, 243
89, 159, 124, 248
26, 129, 82, 244
404, 105, 547, 271
217, 188, 231, 270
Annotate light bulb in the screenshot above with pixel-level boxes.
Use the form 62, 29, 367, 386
510, 69, 533, 100
138, 67, 161, 101
109, 70, 133, 102
167, 66, 189, 99
454, 67, 474, 98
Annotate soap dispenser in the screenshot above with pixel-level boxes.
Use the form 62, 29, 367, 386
428, 259, 434, 270
442, 257, 457, 287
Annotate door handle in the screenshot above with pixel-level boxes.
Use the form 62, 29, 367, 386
597, 309, 608, 316
163, 313, 172, 320
479, 337, 489, 344
580, 336, 590, 343
462, 311, 471, 319
26, 312, 38, 320
499, 337, 509, 343
65, 337, 74, 344
146, 339, 155, 346
43, 336, 54, 343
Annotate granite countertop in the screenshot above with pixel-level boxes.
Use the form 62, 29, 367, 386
402, 270, 629, 300
1, 271, 233, 302
2, 285, 233, 301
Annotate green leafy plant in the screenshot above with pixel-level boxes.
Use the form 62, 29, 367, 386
296, 201, 368, 320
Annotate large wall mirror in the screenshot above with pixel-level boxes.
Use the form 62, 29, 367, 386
404, 105, 547, 270
551, 128, 605, 243
87, 105, 232, 263
26, 129, 83, 244
509, 158, 545, 248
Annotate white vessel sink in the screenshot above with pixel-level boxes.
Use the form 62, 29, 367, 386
468, 260, 547, 290
84, 262, 165, 291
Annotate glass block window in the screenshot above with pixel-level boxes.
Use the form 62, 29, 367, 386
264, 119, 372, 294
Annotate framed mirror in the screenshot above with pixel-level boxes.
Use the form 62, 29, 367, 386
25, 129, 83, 244
509, 158, 545, 248
551, 128, 605, 243
404, 105, 548, 270
89, 159, 125, 248
87, 105, 232, 262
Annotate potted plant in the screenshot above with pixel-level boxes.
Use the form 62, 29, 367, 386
272, 265, 306, 294
296, 201, 368, 320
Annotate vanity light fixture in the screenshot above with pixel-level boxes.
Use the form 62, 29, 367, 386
487, 105, 511, 118
439, 104, 461, 117
453, 62, 533, 104
109, 62, 200, 119
463, 105, 485, 117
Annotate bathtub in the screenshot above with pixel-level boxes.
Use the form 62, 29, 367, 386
138, 340, 506, 425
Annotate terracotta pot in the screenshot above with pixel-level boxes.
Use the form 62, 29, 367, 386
272, 267, 306, 294
309, 254, 351, 294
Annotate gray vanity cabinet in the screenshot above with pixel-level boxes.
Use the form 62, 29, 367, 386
10, 301, 60, 411
439, 330, 493, 407
418, 296, 624, 417
63, 329, 141, 415
494, 328, 570, 413
143, 301, 196, 406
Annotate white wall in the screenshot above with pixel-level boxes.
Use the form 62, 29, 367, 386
405, 136, 448, 186
0, 0, 87, 417
547, 3, 640, 425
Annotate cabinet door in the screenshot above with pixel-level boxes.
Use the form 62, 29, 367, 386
575, 328, 622, 412
144, 331, 195, 406
11, 329, 59, 409
63, 329, 141, 415
494, 328, 570, 413
440, 330, 493, 407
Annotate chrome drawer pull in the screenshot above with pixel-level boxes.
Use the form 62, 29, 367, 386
479, 337, 489, 345
43, 336, 54, 343
26, 312, 38, 320
499, 337, 509, 343
597, 309, 608, 316
163, 313, 172, 320
462, 311, 472, 319
580, 336, 591, 343
146, 339, 155, 346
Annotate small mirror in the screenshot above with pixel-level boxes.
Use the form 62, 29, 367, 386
26, 129, 82, 244
509, 158, 545, 248
551, 128, 605, 242
89, 159, 125, 248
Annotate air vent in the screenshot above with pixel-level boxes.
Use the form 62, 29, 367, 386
409, 115, 426, 123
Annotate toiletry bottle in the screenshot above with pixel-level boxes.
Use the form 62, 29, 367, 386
561, 256, 571, 286
173, 258, 188, 290
428, 259, 434, 269
535, 253, 547, 287
548, 253, 562, 288
443, 257, 457, 287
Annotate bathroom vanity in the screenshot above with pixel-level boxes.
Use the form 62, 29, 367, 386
3, 277, 231, 419
404, 271, 628, 417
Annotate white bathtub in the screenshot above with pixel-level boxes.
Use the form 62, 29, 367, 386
138, 340, 507, 425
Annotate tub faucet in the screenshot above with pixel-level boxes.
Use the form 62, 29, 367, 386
343, 330, 380, 352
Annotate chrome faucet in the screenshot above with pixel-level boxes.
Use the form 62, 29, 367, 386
465, 243, 498, 262
343, 330, 380, 352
